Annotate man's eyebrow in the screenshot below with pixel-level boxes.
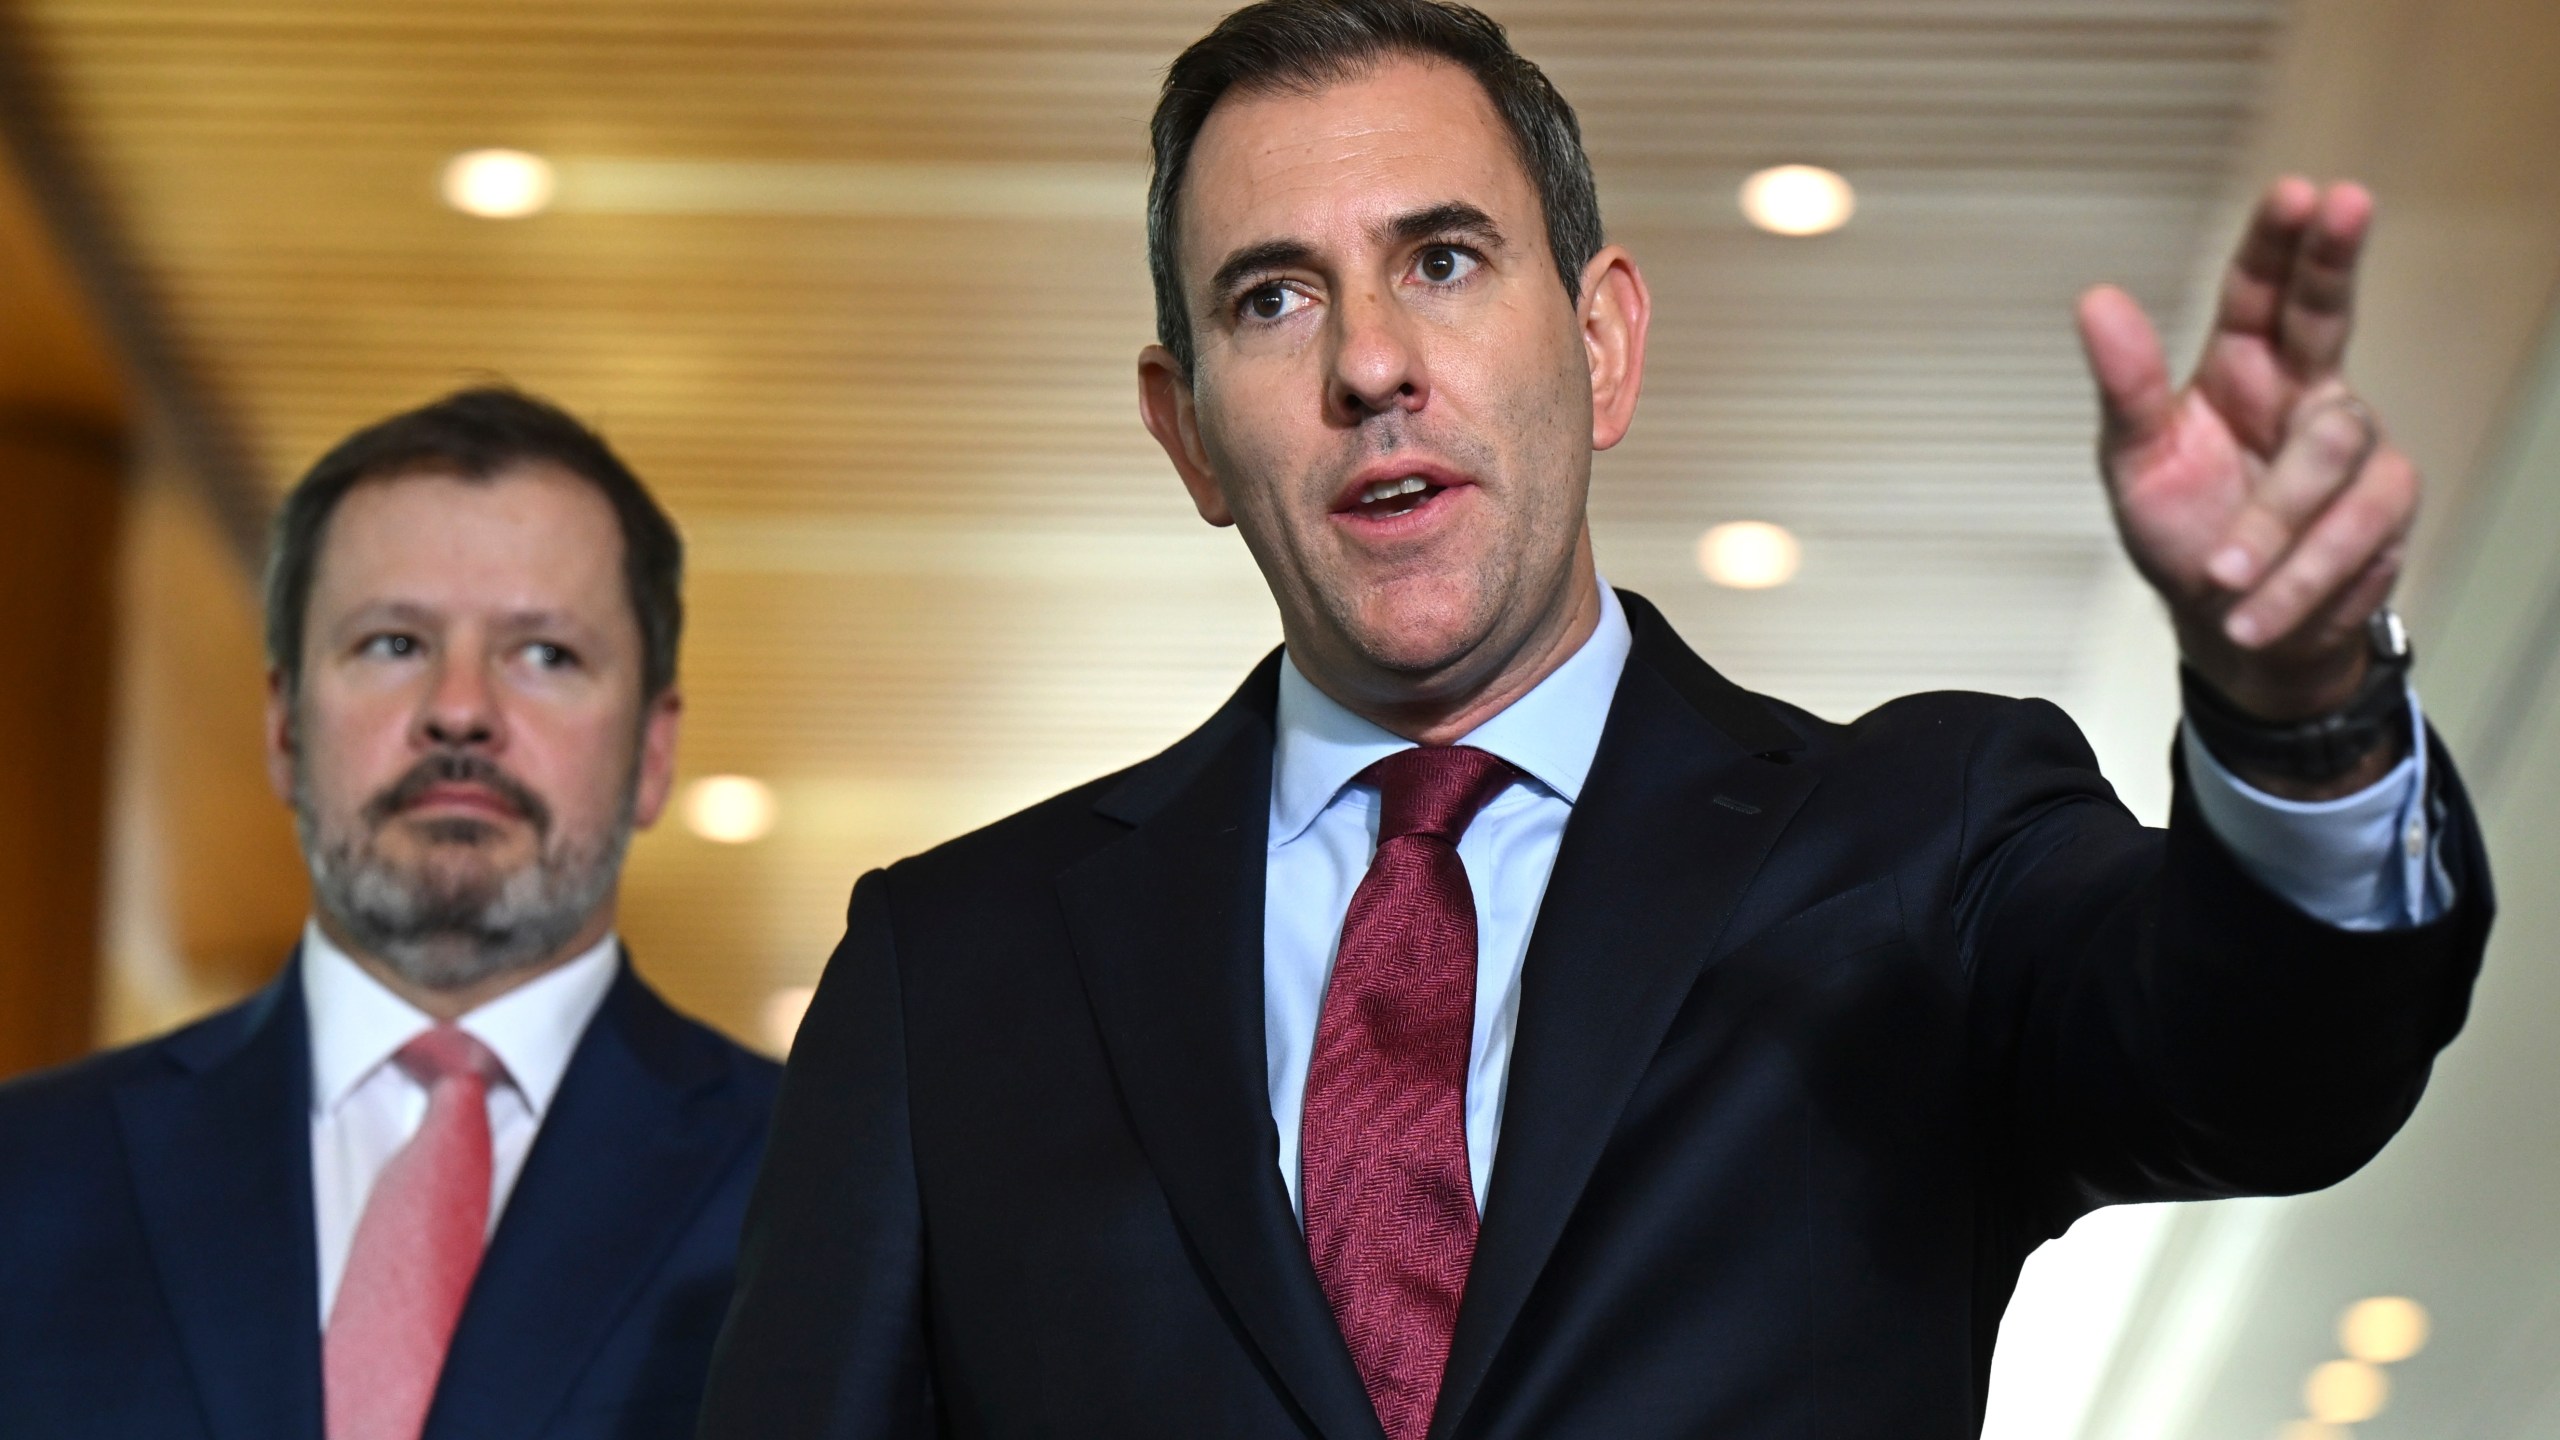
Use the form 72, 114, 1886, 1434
337, 599, 440, 630
492, 608, 586, 634
1208, 239, 1320, 305
335, 601, 588, 635
1377, 201, 1505, 250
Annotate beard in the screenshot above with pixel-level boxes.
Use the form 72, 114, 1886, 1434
298, 749, 632, 993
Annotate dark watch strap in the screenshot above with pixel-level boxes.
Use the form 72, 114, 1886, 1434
2181, 614, 2414, 784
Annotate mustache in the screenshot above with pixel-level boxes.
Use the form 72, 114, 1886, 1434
362, 752, 552, 835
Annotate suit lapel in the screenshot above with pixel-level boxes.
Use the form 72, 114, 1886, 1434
1058, 655, 1386, 1440
113, 963, 326, 1440
424, 960, 755, 1438
1430, 592, 1819, 1440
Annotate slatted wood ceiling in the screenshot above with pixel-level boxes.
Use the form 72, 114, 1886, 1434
13, 0, 2285, 1040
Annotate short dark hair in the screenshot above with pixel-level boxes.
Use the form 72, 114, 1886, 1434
1147, 0, 1603, 376
263, 386, 684, 702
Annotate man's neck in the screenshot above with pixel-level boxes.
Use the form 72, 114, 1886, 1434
317, 910, 616, 1023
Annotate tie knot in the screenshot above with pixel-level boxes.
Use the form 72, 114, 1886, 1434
1359, 744, 1517, 846
394, 1025, 503, 1090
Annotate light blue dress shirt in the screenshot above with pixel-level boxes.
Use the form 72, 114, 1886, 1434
2180, 692, 2448, 931
1263, 584, 2447, 1217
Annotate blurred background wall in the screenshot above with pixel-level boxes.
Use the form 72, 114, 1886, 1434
0, 2, 2552, 1437
0, 114, 124, 1078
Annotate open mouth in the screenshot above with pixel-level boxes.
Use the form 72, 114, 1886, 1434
1334, 461, 1471, 524
1350, 474, 1446, 518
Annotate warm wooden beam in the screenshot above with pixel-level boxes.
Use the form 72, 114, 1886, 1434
0, 417, 121, 1078
0, 12, 313, 1065
0, 34, 129, 1077
0, 12, 265, 571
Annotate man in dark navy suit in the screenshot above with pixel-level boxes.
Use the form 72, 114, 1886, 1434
701, 3, 2492, 1438
0, 388, 779, 1440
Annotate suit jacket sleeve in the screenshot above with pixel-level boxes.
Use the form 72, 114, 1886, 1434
1953, 697, 2494, 1240
699, 871, 938, 1439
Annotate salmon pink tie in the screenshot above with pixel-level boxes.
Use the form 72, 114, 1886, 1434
324, 1025, 502, 1440
1302, 744, 1516, 1440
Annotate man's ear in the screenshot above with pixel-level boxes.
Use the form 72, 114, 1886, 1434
628, 687, 685, 830
1577, 245, 1652, 452
263, 667, 299, 807
1138, 344, 1235, 527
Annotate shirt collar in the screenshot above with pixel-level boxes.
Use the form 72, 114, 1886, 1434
1270, 581, 1633, 845
300, 919, 622, 1118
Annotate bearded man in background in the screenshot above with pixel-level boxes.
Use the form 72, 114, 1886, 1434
0, 387, 779, 1440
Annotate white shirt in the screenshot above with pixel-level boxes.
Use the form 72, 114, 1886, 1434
1262, 585, 2446, 1217
301, 921, 620, 1324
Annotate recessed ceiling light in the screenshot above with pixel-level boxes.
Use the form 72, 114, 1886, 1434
1740, 164, 1854, 236
1696, 520, 1803, 589
2340, 1296, 2429, 1363
2303, 1359, 2388, 1425
682, 774, 777, 844
441, 148, 555, 219
762, 984, 815, 1055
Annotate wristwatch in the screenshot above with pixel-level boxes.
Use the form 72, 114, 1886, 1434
2180, 608, 2415, 785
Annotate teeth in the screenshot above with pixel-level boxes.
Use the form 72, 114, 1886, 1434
1359, 476, 1430, 505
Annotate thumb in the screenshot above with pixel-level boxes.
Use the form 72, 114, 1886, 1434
2075, 284, 2176, 466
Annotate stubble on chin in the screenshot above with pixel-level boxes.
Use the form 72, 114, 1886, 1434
296, 763, 629, 995
1321, 556, 1514, 681
1294, 429, 1521, 675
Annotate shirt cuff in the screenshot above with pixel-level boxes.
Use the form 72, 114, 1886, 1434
2180, 685, 2451, 931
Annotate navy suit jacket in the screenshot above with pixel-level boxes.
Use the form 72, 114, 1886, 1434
700, 590, 2494, 1440
0, 951, 780, 1440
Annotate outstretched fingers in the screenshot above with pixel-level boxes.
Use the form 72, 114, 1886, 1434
2275, 182, 2372, 379
2197, 179, 2374, 431
2210, 175, 2321, 345
2076, 284, 2176, 471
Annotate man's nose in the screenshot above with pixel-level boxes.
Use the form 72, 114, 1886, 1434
413, 649, 502, 750
1326, 285, 1429, 423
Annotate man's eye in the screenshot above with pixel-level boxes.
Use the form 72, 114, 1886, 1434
521, 642, 576, 670
1240, 283, 1311, 323
1414, 245, 1480, 286
359, 634, 420, 659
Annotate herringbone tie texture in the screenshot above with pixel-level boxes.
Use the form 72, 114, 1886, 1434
1303, 744, 1517, 1440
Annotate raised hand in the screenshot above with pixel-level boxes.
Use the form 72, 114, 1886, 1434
2076, 177, 2417, 730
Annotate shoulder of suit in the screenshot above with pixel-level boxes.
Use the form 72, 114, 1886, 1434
1705, 689, 2094, 796
0, 986, 272, 1137
607, 965, 786, 1101
871, 718, 1220, 911
643, 996, 784, 1088
886, 767, 1129, 883
1792, 688, 2064, 754
676, 1009, 786, 1093
872, 653, 1278, 901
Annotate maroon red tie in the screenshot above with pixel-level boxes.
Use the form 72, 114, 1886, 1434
1302, 744, 1516, 1440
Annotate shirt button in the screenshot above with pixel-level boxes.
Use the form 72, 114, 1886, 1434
2405, 821, 2426, 859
